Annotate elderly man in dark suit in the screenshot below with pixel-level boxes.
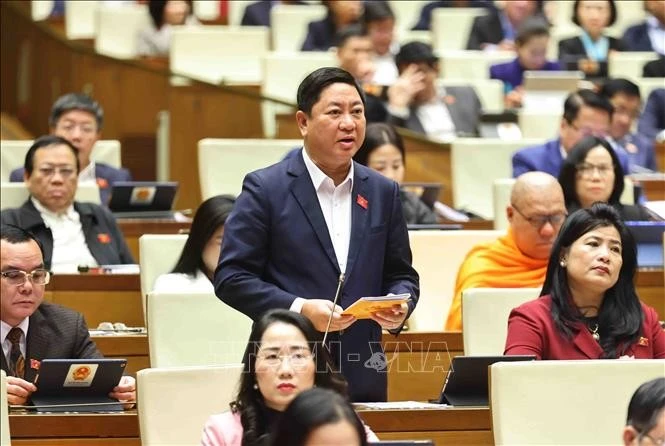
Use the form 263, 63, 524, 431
216, 67, 419, 402
9, 93, 131, 205
0, 224, 135, 405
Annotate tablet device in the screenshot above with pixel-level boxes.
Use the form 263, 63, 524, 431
108, 181, 178, 217
625, 221, 665, 268
439, 355, 535, 406
30, 358, 127, 412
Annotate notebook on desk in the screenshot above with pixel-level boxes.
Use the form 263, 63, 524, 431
109, 181, 178, 218
625, 221, 665, 268
438, 355, 535, 406
30, 358, 127, 412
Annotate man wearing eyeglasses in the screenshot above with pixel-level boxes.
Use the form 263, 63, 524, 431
445, 172, 566, 331
1, 135, 134, 270
9, 93, 132, 205
0, 224, 135, 406
512, 89, 630, 178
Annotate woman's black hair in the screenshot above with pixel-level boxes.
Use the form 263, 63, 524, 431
270, 387, 367, 446
148, 0, 193, 29
230, 309, 348, 446
626, 378, 665, 436
558, 136, 624, 212
171, 194, 235, 277
353, 122, 405, 167
572, 0, 617, 27
540, 203, 642, 358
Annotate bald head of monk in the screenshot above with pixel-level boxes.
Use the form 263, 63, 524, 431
507, 172, 567, 260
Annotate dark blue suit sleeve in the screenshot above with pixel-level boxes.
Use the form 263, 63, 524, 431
215, 172, 297, 320
512, 150, 535, 177
9, 167, 24, 182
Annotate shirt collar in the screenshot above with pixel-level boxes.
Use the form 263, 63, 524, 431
78, 160, 96, 183
301, 147, 354, 190
1, 318, 30, 345
560, 143, 568, 161
31, 196, 77, 220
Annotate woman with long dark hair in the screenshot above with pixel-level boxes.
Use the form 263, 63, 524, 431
505, 203, 665, 359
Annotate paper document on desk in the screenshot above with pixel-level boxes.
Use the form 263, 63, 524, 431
341, 293, 410, 319
353, 401, 447, 410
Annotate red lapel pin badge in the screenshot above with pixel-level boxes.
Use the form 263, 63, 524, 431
96, 178, 109, 189
97, 233, 111, 244
638, 337, 649, 347
356, 194, 368, 209
30, 359, 41, 370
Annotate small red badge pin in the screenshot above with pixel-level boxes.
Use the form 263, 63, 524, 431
638, 337, 649, 347
96, 178, 109, 189
97, 233, 111, 244
356, 194, 368, 209
30, 359, 41, 370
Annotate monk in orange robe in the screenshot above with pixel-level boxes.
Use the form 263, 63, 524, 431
445, 172, 567, 331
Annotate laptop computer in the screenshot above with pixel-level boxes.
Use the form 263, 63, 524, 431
108, 181, 178, 218
438, 355, 536, 406
625, 221, 665, 268
30, 358, 127, 412
522, 70, 584, 111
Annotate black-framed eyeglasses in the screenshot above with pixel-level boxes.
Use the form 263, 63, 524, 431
0, 269, 51, 286
511, 203, 567, 229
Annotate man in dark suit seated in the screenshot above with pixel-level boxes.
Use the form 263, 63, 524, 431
621, 0, 665, 53
240, 0, 305, 27
638, 88, 665, 142
1, 136, 134, 271
643, 55, 665, 78
216, 67, 419, 402
600, 78, 657, 173
0, 224, 135, 406
386, 41, 482, 141
512, 89, 630, 177
466, 0, 540, 51
9, 93, 132, 205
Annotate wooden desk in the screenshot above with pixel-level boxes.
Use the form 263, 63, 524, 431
93, 335, 149, 377
637, 269, 665, 320
116, 218, 191, 262
9, 407, 491, 446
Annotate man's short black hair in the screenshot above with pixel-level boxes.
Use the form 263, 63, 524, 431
333, 24, 367, 48
49, 93, 104, 130
296, 67, 366, 116
1, 224, 46, 261
24, 135, 80, 176
599, 78, 641, 100
563, 89, 614, 124
362, 0, 394, 26
515, 18, 550, 47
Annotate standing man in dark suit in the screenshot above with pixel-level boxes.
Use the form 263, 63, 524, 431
216, 67, 419, 402
9, 93, 132, 205
0, 224, 135, 405
386, 41, 482, 140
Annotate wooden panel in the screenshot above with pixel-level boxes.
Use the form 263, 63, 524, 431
656, 142, 665, 173
117, 218, 191, 262
94, 335, 149, 377
637, 270, 665, 320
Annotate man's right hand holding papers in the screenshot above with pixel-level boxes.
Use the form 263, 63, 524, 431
342, 294, 411, 331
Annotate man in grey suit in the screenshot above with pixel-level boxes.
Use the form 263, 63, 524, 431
386, 41, 482, 141
0, 224, 135, 406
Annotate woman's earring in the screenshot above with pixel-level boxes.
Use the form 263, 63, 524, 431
560, 259, 567, 267
253, 383, 258, 390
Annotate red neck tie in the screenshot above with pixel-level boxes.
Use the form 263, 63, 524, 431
7, 327, 25, 378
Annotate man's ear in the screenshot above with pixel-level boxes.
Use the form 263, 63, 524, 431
295, 110, 308, 138
23, 171, 30, 183
622, 425, 638, 446
506, 205, 515, 223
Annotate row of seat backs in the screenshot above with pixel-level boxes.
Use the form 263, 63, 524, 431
0, 183, 101, 211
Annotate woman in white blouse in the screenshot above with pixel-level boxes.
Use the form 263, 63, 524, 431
153, 195, 235, 292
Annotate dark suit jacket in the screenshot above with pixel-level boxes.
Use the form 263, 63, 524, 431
1, 303, 102, 383
241, 0, 305, 27
505, 295, 665, 359
0, 199, 135, 269
301, 14, 338, 51
388, 86, 482, 137
466, 10, 504, 50
512, 138, 631, 178
215, 151, 419, 402
621, 22, 654, 52
643, 56, 665, 78
10, 162, 132, 206
638, 88, 665, 142
557, 35, 624, 78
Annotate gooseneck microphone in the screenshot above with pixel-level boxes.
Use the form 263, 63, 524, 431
322, 273, 345, 346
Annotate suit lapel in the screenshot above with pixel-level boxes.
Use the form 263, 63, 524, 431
571, 326, 603, 359
288, 155, 340, 273
25, 309, 50, 382
345, 167, 370, 281
444, 94, 463, 131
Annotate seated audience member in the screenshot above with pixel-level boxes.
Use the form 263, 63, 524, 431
490, 19, 561, 109
505, 203, 665, 359
623, 377, 665, 446
241, 0, 305, 27
412, 0, 493, 31
599, 78, 657, 173
558, 0, 624, 79
201, 309, 378, 445
638, 88, 665, 142
301, 0, 362, 51
558, 136, 653, 221
0, 224, 135, 406
387, 41, 482, 141
137, 0, 198, 57
621, 0, 665, 54
445, 172, 566, 330
1, 136, 134, 271
153, 195, 235, 292
363, 1, 398, 85
467, 0, 540, 51
512, 89, 630, 177
270, 388, 369, 446
353, 123, 437, 225
9, 93, 132, 205
643, 55, 665, 77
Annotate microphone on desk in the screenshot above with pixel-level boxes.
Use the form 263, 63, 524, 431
322, 273, 345, 346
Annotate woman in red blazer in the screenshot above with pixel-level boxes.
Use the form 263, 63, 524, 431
505, 203, 665, 359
